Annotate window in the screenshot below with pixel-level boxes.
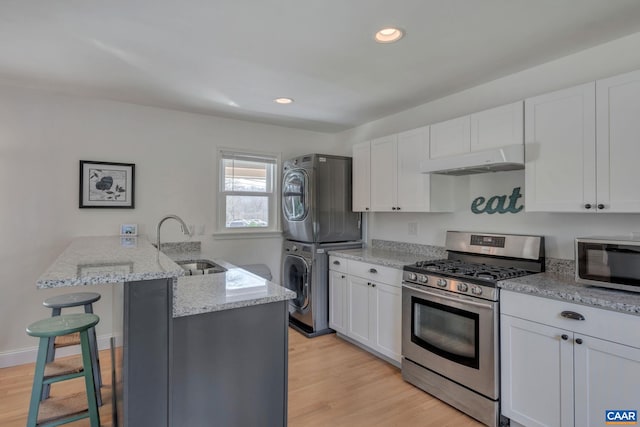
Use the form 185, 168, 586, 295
217, 149, 280, 234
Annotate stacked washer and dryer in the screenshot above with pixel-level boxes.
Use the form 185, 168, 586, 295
281, 154, 362, 337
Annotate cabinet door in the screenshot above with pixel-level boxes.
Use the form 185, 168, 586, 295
574, 335, 640, 427
524, 83, 596, 212
352, 141, 371, 212
429, 115, 471, 158
396, 127, 432, 212
596, 69, 640, 212
501, 315, 574, 427
370, 135, 398, 211
329, 270, 348, 334
372, 281, 401, 362
470, 101, 523, 151
347, 276, 373, 345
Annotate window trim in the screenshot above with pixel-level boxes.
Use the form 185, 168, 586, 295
215, 147, 281, 235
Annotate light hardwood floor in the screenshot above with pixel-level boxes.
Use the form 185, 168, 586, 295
0, 329, 482, 426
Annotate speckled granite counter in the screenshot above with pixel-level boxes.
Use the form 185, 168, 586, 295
328, 247, 442, 269
37, 237, 295, 316
499, 273, 640, 316
172, 260, 295, 318
37, 236, 184, 288
159, 242, 295, 317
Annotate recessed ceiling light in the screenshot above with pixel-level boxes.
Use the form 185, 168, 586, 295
374, 27, 404, 43
274, 97, 294, 104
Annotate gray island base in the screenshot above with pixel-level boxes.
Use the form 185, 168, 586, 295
37, 237, 295, 427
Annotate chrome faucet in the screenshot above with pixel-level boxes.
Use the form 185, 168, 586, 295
156, 214, 191, 250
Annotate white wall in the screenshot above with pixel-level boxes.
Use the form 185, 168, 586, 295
0, 85, 338, 362
337, 32, 640, 259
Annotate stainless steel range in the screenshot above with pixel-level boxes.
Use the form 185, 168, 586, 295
401, 231, 545, 427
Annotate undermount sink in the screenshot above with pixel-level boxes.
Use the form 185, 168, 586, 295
177, 259, 227, 275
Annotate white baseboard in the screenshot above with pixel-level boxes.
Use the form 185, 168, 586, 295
0, 334, 122, 368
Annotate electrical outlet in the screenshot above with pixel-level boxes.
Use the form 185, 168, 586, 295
408, 222, 418, 236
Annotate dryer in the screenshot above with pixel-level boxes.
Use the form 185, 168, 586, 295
282, 154, 361, 243
282, 240, 362, 337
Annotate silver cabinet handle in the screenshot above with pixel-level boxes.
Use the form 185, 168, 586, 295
369, 268, 378, 274
561, 311, 585, 321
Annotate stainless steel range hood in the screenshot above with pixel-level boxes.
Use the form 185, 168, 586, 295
420, 144, 524, 176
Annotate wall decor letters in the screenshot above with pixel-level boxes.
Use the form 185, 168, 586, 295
471, 187, 524, 214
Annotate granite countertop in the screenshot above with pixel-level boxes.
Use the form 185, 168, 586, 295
37, 236, 184, 288
160, 242, 296, 318
37, 237, 296, 317
499, 273, 640, 316
328, 247, 443, 269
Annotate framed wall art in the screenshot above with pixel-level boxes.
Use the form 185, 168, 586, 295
79, 160, 135, 208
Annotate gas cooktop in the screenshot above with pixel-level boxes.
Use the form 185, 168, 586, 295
405, 259, 533, 283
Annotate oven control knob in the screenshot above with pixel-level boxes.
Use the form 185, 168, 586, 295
457, 283, 468, 292
291, 245, 298, 252
471, 286, 483, 295
418, 275, 428, 283
437, 278, 447, 287
407, 272, 417, 281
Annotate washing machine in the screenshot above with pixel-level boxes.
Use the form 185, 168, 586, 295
282, 240, 362, 337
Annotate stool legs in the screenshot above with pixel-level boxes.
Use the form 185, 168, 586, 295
41, 308, 61, 401
28, 332, 101, 427
84, 302, 103, 393
27, 339, 49, 427
79, 329, 101, 426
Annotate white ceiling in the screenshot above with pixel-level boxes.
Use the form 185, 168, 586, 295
3, 1, 640, 132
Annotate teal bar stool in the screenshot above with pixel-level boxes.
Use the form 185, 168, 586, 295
42, 292, 102, 406
26, 313, 101, 427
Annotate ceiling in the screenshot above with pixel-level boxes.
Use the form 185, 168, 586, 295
3, 1, 640, 133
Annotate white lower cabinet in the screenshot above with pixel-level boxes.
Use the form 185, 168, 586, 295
501, 290, 640, 427
347, 276, 372, 343
328, 270, 348, 335
329, 256, 402, 364
574, 336, 640, 427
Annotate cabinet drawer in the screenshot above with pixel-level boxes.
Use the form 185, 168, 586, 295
348, 260, 402, 286
329, 256, 348, 274
501, 290, 640, 348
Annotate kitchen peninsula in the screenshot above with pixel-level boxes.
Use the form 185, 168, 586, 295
36, 236, 295, 427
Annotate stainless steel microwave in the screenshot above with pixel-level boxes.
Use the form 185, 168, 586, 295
576, 236, 640, 293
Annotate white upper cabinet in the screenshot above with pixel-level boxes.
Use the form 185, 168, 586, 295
596, 69, 640, 212
352, 141, 371, 212
396, 127, 432, 212
430, 101, 523, 159
525, 68, 640, 213
470, 101, 523, 151
370, 134, 398, 212
429, 116, 471, 158
367, 127, 453, 212
524, 83, 596, 212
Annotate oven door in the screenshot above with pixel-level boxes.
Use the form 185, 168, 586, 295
402, 283, 499, 399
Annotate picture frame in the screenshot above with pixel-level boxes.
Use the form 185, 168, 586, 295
120, 223, 138, 236
79, 160, 135, 208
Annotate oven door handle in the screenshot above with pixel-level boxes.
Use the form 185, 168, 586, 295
403, 284, 495, 310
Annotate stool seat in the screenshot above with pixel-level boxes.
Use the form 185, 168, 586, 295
43, 292, 101, 309
27, 314, 99, 338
